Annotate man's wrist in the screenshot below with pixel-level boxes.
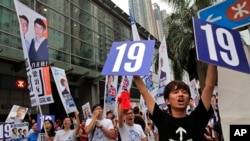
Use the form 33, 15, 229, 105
97, 125, 103, 129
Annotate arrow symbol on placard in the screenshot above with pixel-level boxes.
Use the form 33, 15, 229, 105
176, 127, 187, 141
206, 14, 222, 23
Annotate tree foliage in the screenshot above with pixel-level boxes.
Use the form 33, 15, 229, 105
159, 0, 216, 81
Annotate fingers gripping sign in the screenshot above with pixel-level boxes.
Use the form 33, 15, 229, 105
101, 40, 155, 75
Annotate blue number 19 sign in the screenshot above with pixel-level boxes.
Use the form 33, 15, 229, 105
102, 40, 155, 75
193, 17, 250, 73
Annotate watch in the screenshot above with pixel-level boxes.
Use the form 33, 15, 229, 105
99, 125, 103, 129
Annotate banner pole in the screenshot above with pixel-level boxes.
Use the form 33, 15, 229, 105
38, 105, 47, 136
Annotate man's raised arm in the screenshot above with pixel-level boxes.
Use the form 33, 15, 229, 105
133, 76, 155, 114
201, 64, 217, 111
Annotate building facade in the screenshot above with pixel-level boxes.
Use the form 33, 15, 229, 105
129, 0, 158, 39
0, 0, 160, 121
153, 3, 164, 41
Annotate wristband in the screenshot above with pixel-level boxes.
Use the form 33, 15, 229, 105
99, 125, 103, 129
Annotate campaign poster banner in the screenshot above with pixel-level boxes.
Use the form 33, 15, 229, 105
38, 133, 46, 141
81, 102, 92, 120
189, 79, 200, 108
140, 66, 154, 114
5, 105, 28, 124
14, 0, 53, 107
0, 122, 29, 140
103, 75, 118, 116
37, 114, 55, 131
156, 36, 171, 110
51, 67, 77, 114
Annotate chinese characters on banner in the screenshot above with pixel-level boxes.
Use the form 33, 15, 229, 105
14, 0, 53, 106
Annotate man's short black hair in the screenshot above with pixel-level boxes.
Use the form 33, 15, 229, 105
19, 15, 29, 24
34, 18, 46, 30
133, 106, 140, 114
91, 104, 102, 112
163, 80, 191, 100
106, 110, 113, 115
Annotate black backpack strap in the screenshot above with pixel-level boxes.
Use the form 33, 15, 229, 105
90, 126, 96, 141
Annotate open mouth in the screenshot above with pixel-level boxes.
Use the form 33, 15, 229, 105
177, 98, 185, 104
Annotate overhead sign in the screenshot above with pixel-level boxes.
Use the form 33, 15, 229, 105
198, 0, 250, 29
37, 114, 55, 131
102, 40, 155, 75
193, 17, 250, 73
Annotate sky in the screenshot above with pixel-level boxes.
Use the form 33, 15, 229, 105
111, 0, 173, 14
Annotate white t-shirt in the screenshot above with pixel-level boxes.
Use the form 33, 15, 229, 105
54, 129, 76, 141
86, 118, 114, 141
119, 123, 146, 141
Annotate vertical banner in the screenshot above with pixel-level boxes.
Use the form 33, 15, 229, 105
103, 75, 118, 115
0, 122, 29, 140
5, 105, 28, 124
156, 36, 171, 109
51, 67, 77, 114
189, 79, 200, 108
140, 66, 154, 114
115, 75, 133, 116
81, 102, 92, 119
14, 0, 53, 106
187, 79, 200, 114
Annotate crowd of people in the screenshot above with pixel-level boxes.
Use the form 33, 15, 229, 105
4, 64, 224, 141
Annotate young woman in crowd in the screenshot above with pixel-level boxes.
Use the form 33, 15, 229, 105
41, 119, 56, 141
54, 111, 80, 141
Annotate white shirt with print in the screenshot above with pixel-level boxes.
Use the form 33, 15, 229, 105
119, 123, 146, 141
54, 129, 76, 141
86, 118, 114, 141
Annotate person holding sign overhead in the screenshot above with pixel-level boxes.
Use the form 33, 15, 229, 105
41, 119, 56, 141
133, 64, 217, 141
6, 106, 27, 123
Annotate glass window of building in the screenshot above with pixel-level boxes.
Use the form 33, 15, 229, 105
49, 48, 70, 63
0, 7, 19, 35
71, 38, 81, 56
71, 5, 93, 29
71, 38, 94, 61
0, 32, 21, 49
104, 14, 113, 28
38, 0, 70, 16
71, 0, 92, 14
92, 18, 98, 33
95, 48, 107, 64
0, 0, 14, 9
105, 26, 113, 40
93, 32, 100, 46
71, 20, 80, 37
36, 3, 70, 33
71, 55, 96, 70
48, 28, 70, 52
81, 25, 94, 45
98, 21, 105, 35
